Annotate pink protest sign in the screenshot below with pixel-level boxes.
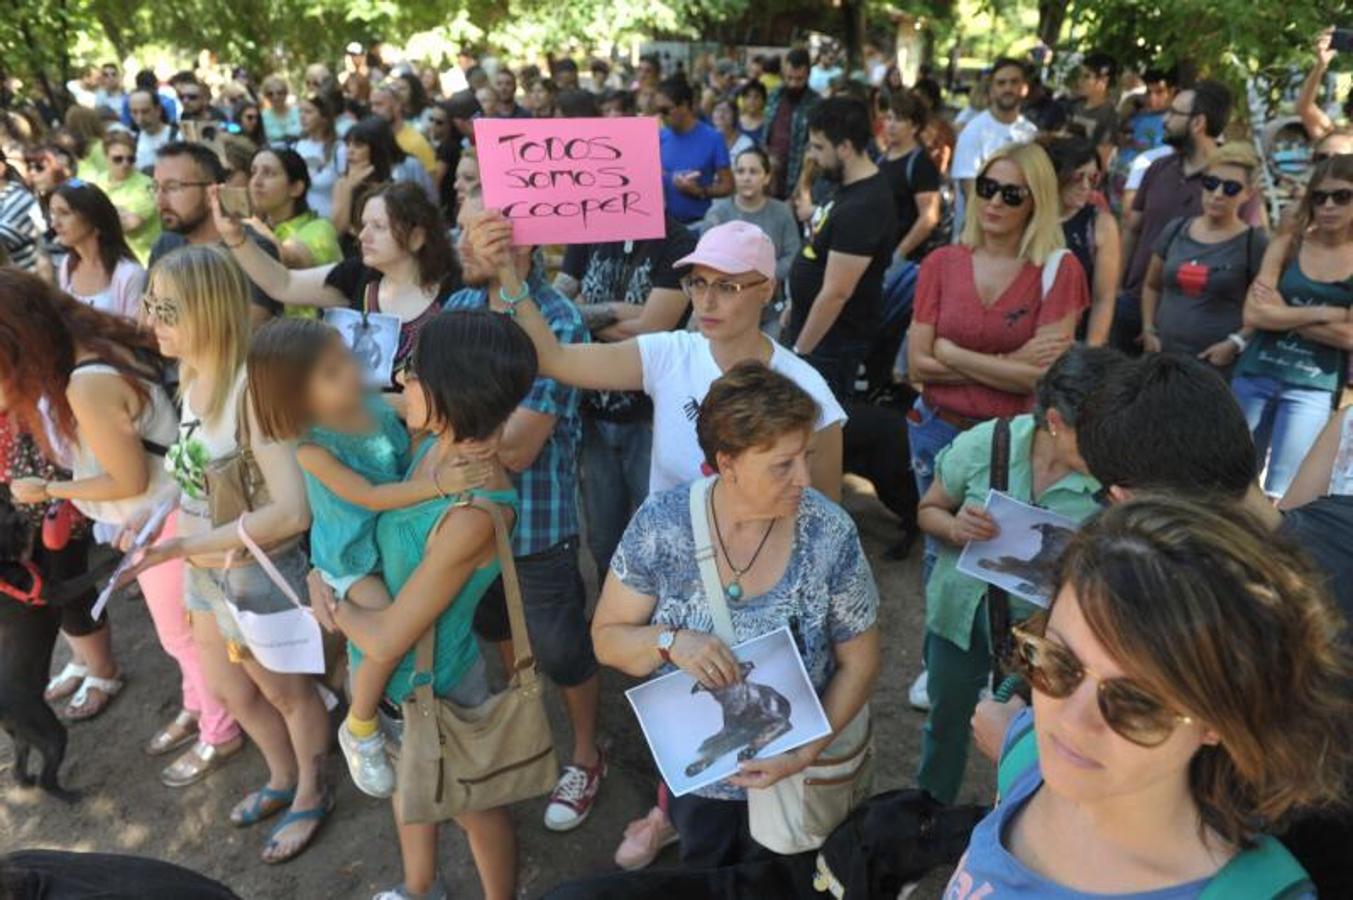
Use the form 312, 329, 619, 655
474, 116, 666, 245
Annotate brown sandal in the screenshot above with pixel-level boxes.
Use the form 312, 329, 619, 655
145, 710, 200, 756
160, 737, 244, 788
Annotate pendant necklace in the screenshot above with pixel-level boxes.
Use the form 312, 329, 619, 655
710, 480, 777, 601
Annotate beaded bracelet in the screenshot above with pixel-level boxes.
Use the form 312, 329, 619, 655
498, 281, 529, 317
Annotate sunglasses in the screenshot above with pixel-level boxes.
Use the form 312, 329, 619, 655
108, 154, 134, 165
1070, 169, 1101, 188
975, 175, 1030, 206
1310, 188, 1353, 207
140, 292, 180, 326
1011, 613, 1193, 748
1200, 174, 1245, 197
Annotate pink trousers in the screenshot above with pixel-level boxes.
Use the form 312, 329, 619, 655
138, 514, 239, 745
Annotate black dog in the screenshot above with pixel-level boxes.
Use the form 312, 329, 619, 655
842, 390, 919, 561
539, 789, 987, 900
686, 661, 793, 778
0, 493, 82, 802
977, 522, 1076, 601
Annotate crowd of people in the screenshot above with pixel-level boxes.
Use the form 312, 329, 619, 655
0, 24, 1351, 900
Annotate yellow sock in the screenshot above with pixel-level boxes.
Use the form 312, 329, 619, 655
346, 713, 378, 739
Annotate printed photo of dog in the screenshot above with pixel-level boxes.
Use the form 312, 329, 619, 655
956, 490, 1081, 607
625, 626, 831, 797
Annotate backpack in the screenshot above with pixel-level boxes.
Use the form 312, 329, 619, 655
997, 721, 1314, 900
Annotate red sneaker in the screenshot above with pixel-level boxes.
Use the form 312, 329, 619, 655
543, 749, 607, 832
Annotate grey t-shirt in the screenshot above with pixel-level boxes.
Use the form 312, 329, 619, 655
696, 197, 802, 283
1153, 217, 1266, 359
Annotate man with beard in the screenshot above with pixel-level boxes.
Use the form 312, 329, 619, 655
146, 141, 281, 324
1114, 80, 1264, 353
764, 47, 821, 200
785, 97, 898, 403
950, 58, 1037, 238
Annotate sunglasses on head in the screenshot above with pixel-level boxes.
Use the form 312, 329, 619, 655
975, 175, 1030, 206
1200, 174, 1245, 197
140, 291, 180, 326
1310, 188, 1353, 207
1011, 613, 1194, 748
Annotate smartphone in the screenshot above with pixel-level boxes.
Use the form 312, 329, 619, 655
1333, 28, 1353, 53
218, 186, 252, 220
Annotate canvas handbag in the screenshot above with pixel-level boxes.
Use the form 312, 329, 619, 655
205, 389, 269, 528
397, 495, 558, 823
688, 475, 874, 854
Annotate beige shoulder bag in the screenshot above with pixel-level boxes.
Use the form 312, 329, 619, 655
397, 495, 558, 824
688, 476, 874, 855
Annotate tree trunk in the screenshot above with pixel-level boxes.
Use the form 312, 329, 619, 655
1037, 0, 1068, 47
841, 0, 866, 76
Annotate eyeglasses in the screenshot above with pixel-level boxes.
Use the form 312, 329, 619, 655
25, 159, 47, 172
680, 275, 769, 299
108, 154, 134, 165
1070, 170, 1101, 188
148, 180, 211, 195
179, 92, 202, 102
1011, 614, 1193, 748
975, 175, 1031, 206
1310, 188, 1353, 207
1200, 174, 1245, 197
140, 291, 180, 326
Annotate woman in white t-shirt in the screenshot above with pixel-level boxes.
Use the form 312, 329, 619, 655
478, 218, 846, 500
50, 180, 145, 319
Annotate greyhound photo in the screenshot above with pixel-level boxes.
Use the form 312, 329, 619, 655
977, 521, 1075, 601
684, 660, 794, 778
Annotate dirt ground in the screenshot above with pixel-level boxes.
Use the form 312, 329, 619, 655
0, 478, 994, 899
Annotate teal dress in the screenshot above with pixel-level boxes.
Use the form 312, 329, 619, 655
351, 438, 518, 704
302, 395, 409, 592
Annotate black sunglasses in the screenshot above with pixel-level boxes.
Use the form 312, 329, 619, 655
975, 175, 1030, 206
1310, 188, 1353, 207
1200, 174, 1245, 197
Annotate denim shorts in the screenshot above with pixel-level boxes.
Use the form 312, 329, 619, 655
472, 537, 596, 687
377, 652, 491, 747
185, 545, 310, 645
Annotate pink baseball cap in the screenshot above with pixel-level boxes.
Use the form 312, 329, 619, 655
674, 221, 777, 280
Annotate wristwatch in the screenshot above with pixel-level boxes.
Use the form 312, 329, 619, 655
656, 626, 678, 664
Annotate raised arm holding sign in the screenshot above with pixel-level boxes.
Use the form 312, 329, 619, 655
473, 116, 666, 245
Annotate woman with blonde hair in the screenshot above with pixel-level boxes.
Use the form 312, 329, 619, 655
122, 245, 333, 863
950, 496, 1351, 897
1140, 142, 1266, 377
260, 75, 301, 145
1233, 154, 1353, 500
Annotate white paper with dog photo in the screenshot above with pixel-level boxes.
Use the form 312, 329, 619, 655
323, 307, 400, 388
625, 625, 832, 798
955, 490, 1079, 608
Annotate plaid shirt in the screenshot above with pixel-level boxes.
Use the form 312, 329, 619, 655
443, 277, 587, 556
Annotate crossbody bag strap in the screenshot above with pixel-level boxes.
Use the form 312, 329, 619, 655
689, 476, 736, 645
1198, 835, 1311, 900
995, 718, 1037, 799
469, 497, 539, 684
1040, 247, 1069, 299
986, 418, 1013, 686
229, 518, 305, 609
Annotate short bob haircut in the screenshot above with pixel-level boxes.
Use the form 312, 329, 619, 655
410, 309, 538, 443
961, 141, 1065, 265
1031, 345, 1125, 431
696, 361, 819, 472
247, 318, 344, 441
1053, 497, 1353, 846
885, 89, 928, 130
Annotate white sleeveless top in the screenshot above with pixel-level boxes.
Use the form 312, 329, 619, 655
68, 362, 178, 528
166, 369, 247, 519
1329, 407, 1353, 496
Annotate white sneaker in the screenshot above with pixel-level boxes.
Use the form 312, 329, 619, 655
339, 722, 396, 799
908, 670, 931, 711
372, 883, 446, 900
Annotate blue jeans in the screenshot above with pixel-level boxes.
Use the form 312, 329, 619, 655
907, 396, 964, 591
1232, 374, 1334, 498
580, 417, 652, 582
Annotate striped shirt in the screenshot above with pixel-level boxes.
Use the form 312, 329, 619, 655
0, 181, 43, 272
443, 277, 588, 556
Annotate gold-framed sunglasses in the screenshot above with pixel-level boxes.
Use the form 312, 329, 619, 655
1010, 613, 1193, 748
141, 291, 180, 326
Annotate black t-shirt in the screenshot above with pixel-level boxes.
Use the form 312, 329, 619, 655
323, 257, 461, 390
561, 215, 698, 421
788, 170, 898, 345
149, 228, 282, 315
877, 148, 941, 257
436, 139, 461, 221
1279, 496, 1353, 628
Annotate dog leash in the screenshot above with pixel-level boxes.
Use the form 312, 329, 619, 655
0, 561, 44, 606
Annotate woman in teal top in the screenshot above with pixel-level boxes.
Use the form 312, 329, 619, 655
314, 310, 539, 900
1234, 155, 1353, 499
913, 346, 1125, 804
